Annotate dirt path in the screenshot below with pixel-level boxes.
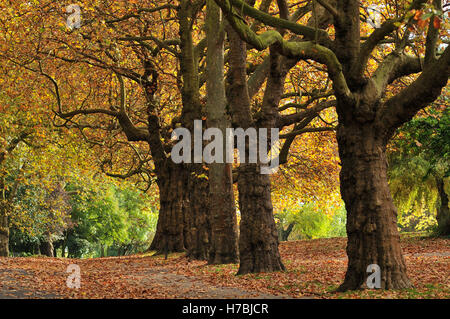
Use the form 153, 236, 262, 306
0, 268, 59, 299
0, 262, 291, 299
124, 266, 291, 299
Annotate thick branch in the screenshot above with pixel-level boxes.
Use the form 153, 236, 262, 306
217, 3, 351, 101
358, 0, 429, 76
215, 0, 333, 48
315, 0, 340, 21
425, 0, 442, 65
372, 52, 422, 97
6, 131, 32, 153
279, 126, 336, 138
381, 46, 450, 135
278, 99, 336, 128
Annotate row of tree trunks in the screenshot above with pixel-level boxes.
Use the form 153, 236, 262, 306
210, 0, 450, 290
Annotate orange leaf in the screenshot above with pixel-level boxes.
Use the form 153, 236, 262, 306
414, 10, 423, 20
433, 16, 441, 29
417, 18, 428, 29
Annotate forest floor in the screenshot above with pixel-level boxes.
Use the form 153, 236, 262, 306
0, 234, 448, 299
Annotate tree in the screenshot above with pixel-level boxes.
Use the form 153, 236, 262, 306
0, 0, 193, 257
224, 0, 337, 275
205, 0, 239, 263
215, 0, 449, 289
388, 103, 450, 235
0, 133, 27, 256
0, 93, 39, 256
227, 27, 286, 273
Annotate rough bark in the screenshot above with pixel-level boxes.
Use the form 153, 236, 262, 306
206, 0, 239, 264
227, 26, 284, 274
185, 165, 211, 260
436, 178, 450, 236
142, 52, 210, 259
40, 232, 54, 257
177, 1, 212, 260
150, 162, 188, 253
148, 3, 214, 259
236, 164, 285, 274
144, 65, 190, 254
207, 161, 239, 264
336, 123, 412, 290
147, 117, 211, 259
278, 222, 295, 241
0, 201, 9, 257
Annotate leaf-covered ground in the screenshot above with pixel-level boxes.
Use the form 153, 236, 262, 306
0, 234, 448, 299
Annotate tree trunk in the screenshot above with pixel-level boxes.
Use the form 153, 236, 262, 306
207, 162, 239, 264
168, 1, 213, 261
0, 167, 9, 257
337, 124, 412, 290
279, 222, 295, 241
150, 162, 188, 254
236, 163, 285, 274
40, 232, 54, 257
185, 164, 211, 260
226, 27, 284, 274
205, 0, 239, 264
436, 178, 450, 236
0, 202, 9, 257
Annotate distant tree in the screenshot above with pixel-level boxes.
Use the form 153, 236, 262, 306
389, 104, 450, 235
65, 182, 156, 258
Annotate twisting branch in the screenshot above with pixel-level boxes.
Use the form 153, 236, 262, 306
114, 73, 151, 142
278, 90, 334, 111
278, 99, 336, 127
315, 0, 340, 21
39, 64, 150, 143
105, 4, 180, 24
100, 141, 154, 180
215, 0, 334, 47
216, 0, 351, 101
424, 0, 442, 65
358, 0, 429, 76
38, 62, 62, 114
380, 45, 450, 135
279, 126, 336, 138
371, 52, 422, 97
278, 116, 335, 165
